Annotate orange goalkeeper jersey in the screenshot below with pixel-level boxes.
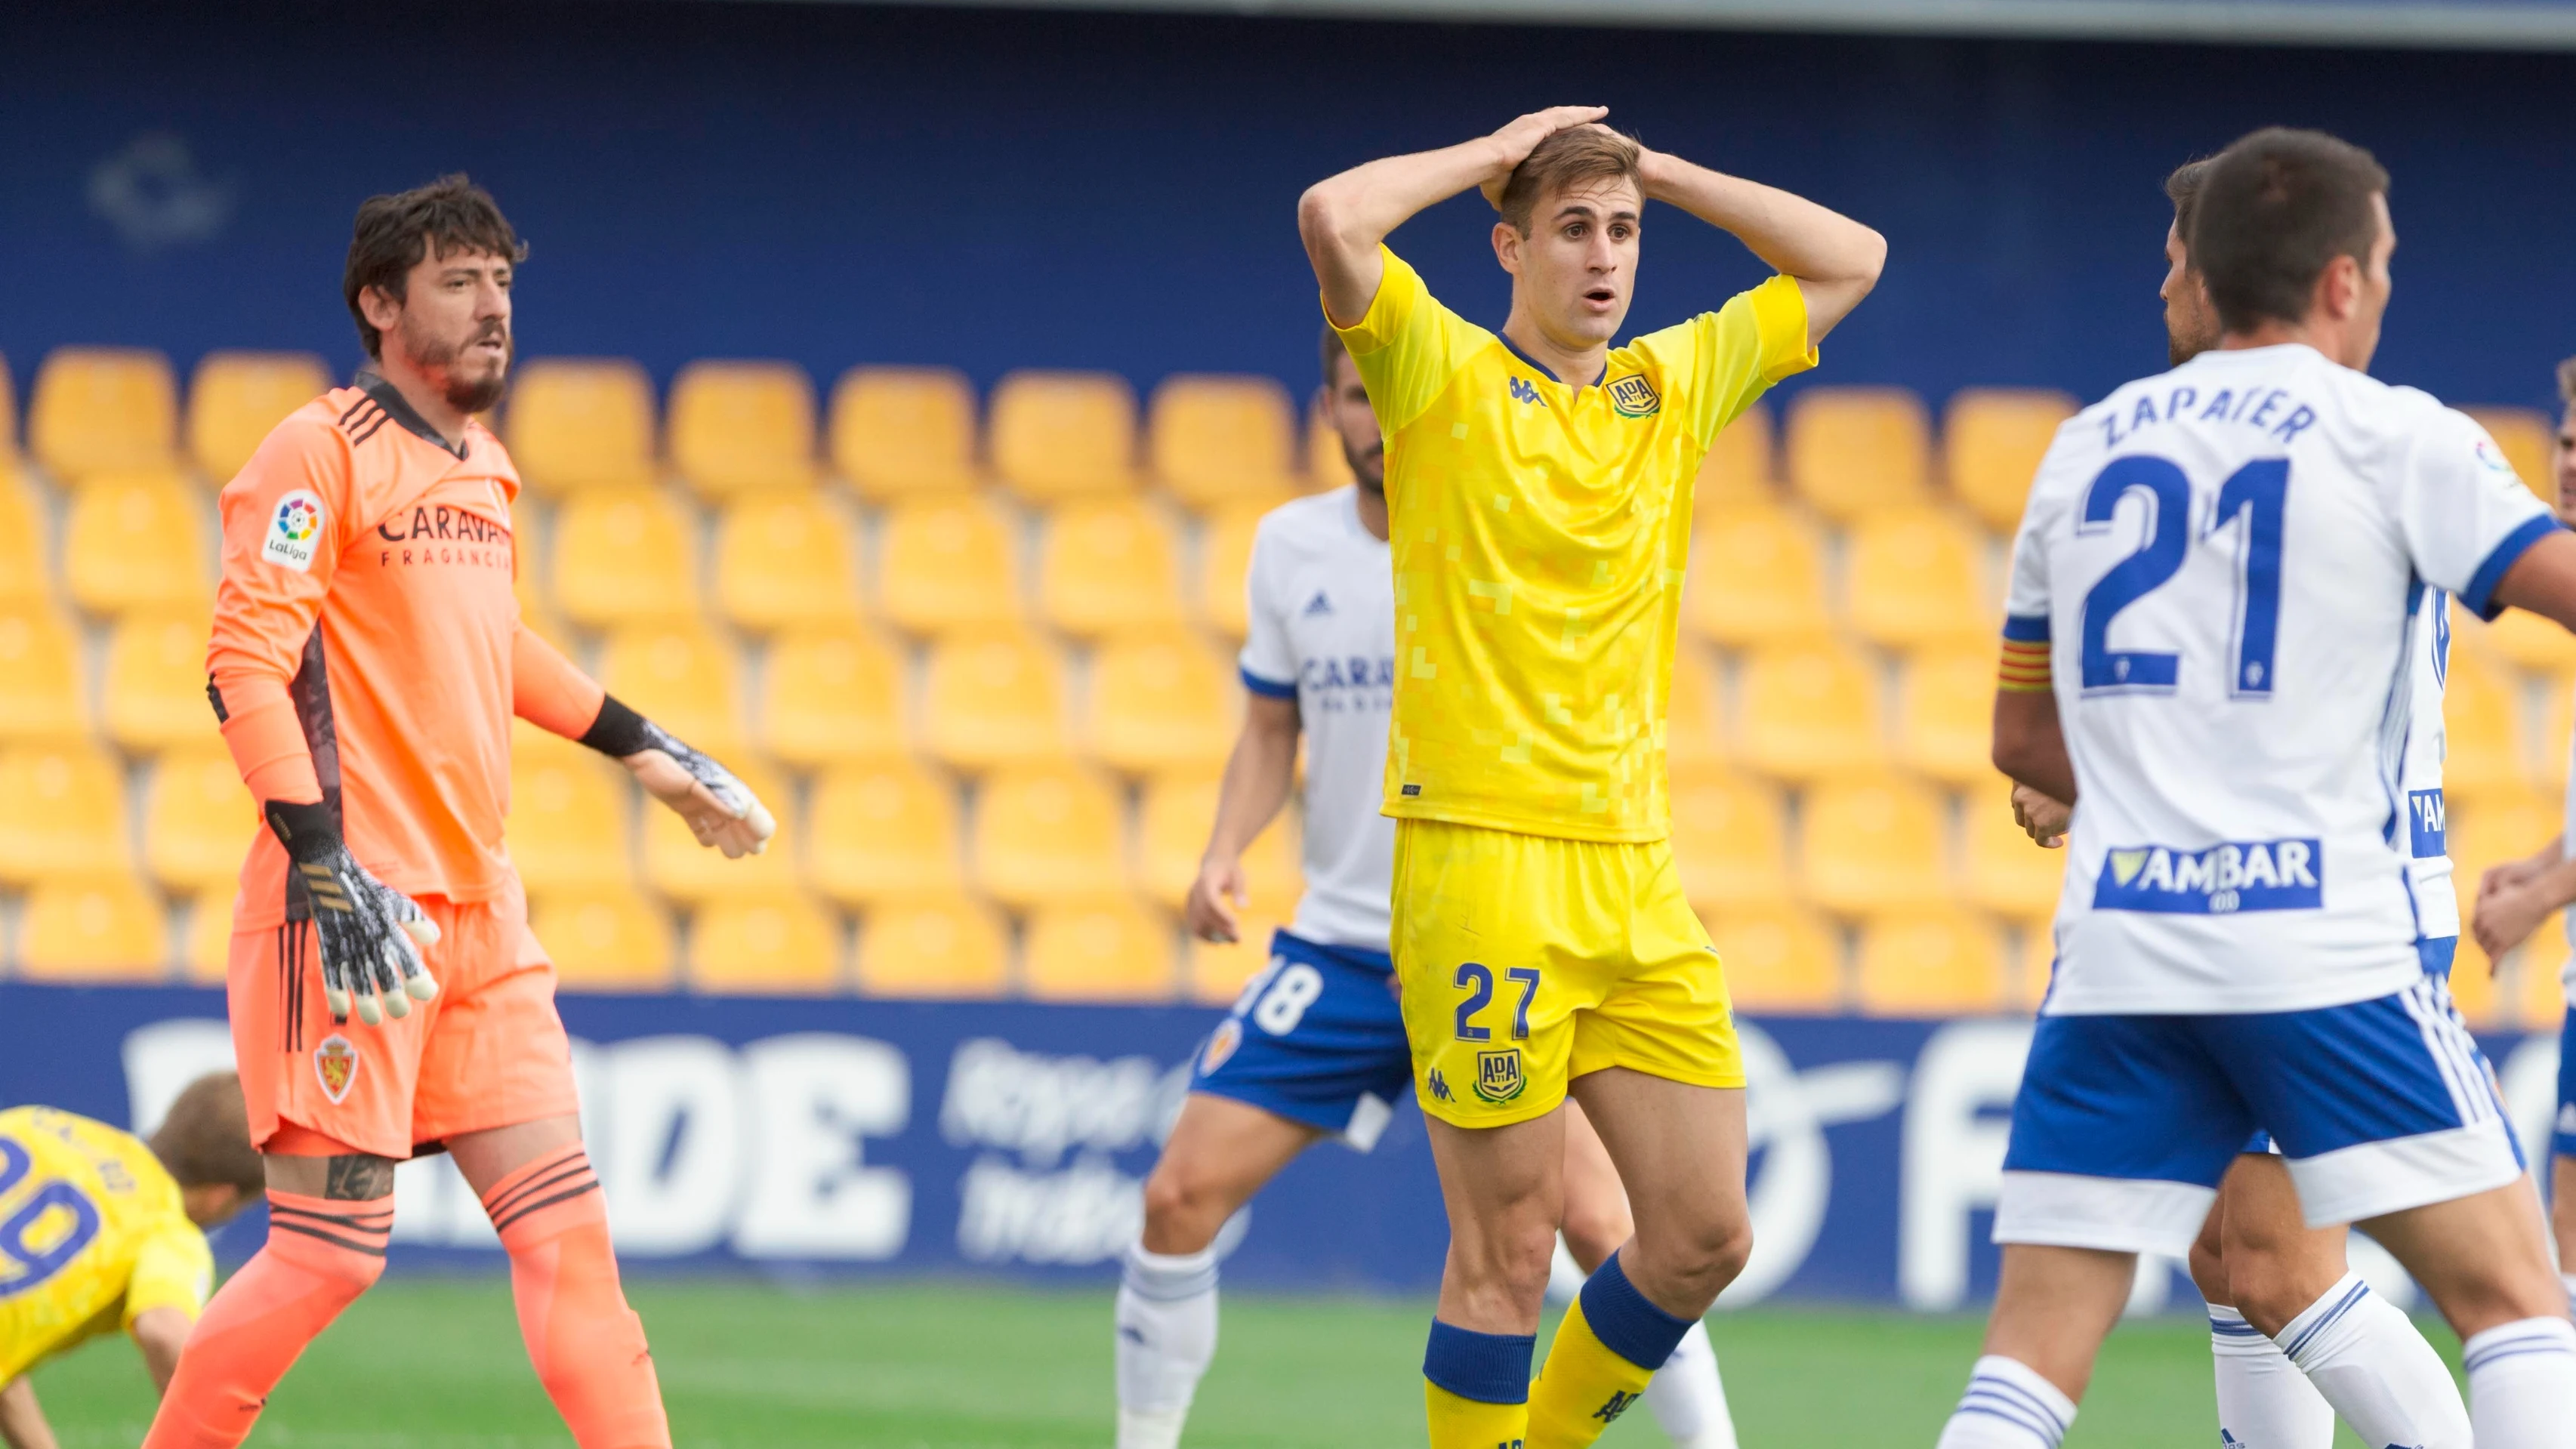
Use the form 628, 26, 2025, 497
208, 376, 599, 930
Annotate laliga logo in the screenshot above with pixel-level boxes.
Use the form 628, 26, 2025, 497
275, 498, 319, 542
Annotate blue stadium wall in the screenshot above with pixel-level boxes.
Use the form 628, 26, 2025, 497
2, 1, 2571, 420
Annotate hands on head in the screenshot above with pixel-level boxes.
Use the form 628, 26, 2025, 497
1479, 106, 1611, 208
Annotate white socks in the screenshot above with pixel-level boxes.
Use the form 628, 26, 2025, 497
1935, 1355, 2075, 1449
1113, 1240, 1220, 1449
2272, 1272, 2470, 1448
1641, 1318, 1738, 1449
2462, 1315, 2576, 1447
2207, 1304, 2334, 1447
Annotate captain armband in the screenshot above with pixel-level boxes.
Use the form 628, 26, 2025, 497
1998, 615, 2053, 694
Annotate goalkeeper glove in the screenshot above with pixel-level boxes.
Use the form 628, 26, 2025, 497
636, 720, 776, 856
265, 800, 442, 1025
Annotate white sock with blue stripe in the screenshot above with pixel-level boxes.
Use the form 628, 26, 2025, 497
2273, 1272, 2470, 1448
1934, 1355, 2075, 1448
1114, 1239, 1220, 1449
1641, 1319, 1738, 1449
2207, 1304, 2334, 1447
2462, 1315, 2576, 1447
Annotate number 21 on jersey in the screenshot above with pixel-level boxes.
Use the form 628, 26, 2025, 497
2079, 455, 2288, 697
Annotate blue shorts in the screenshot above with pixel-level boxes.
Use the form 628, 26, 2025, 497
1998, 975, 2522, 1256
2556, 1000, 2576, 1160
1189, 930, 1411, 1151
2244, 937, 2456, 1155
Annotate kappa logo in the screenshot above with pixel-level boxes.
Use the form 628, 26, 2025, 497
2093, 837, 2322, 915
1427, 1068, 1453, 1102
313, 1034, 360, 1104
1200, 1017, 1243, 1076
1607, 374, 1661, 418
1303, 590, 1333, 617
1591, 1390, 1640, 1424
1507, 376, 1544, 407
1473, 1048, 1525, 1105
262, 489, 325, 573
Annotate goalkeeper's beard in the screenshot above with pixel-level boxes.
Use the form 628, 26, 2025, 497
403, 316, 513, 415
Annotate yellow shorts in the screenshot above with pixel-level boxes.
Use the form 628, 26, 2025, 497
1390, 819, 1743, 1129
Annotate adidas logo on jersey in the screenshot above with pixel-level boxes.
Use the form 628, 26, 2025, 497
1303, 590, 1333, 616
2093, 837, 2322, 915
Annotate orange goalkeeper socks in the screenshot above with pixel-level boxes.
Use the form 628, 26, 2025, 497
142, 1190, 390, 1449
482, 1146, 671, 1449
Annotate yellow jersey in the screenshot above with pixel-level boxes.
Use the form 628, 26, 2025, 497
1334, 248, 1816, 842
0, 1107, 212, 1384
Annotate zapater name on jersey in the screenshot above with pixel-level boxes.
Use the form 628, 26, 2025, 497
2007, 342, 2559, 1016
1332, 247, 1816, 843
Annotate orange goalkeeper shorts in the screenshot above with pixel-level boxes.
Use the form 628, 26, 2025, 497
227, 873, 578, 1159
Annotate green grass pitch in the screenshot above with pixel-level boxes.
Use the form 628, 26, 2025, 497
26, 1279, 2447, 1447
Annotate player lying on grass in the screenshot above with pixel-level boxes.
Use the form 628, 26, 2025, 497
148, 175, 773, 1449
1300, 109, 1880, 1448
2005, 154, 2475, 1448
0, 1074, 258, 1449
1945, 126, 2576, 1449
1112, 324, 1736, 1449
2466, 352, 2576, 1319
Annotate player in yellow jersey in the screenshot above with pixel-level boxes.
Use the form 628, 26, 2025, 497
0, 1074, 261, 1449
1298, 108, 1882, 1448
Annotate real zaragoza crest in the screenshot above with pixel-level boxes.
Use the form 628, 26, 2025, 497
313, 1034, 360, 1104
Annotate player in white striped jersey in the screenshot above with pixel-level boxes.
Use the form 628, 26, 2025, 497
1109, 327, 1738, 1449
1938, 128, 2576, 1449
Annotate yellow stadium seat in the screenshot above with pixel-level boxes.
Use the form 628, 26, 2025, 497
1189, 916, 1286, 1006
17, 874, 166, 982
597, 624, 748, 756
1667, 643, 1727, 778
1736, 645, 1889, 782
990, 370, 1139, 501
2463, 407, 2555, 501
1037, 499, 1186, 639
1799, 775, 1951, 916
101, 612, 214, 752
1944, 389, 2077, 534
1149, 375, 1300, 509
0, 606, 90, 743
713, 492, 862, 631
1702, 903, 1841, 1013
857, 895, 1010, 999
1669, 772, 1790, 911
2439, 644, 2529, 803
759, 627, 907, 768
1786, 387, 1933, 523
529, 886, 676, 991
0, 746, 131, 884
667, 359, 817, 495
920, 627, 1072, 771
551, 486, 699, 627
1692, 403, 1776, 516
2545, 674, 2576, 791
2514, 944, 2568, 1031
692, 894, 842, 994
1685, 504, 1831, 647
31, 347, 179, 479
2012, 923, 2056, 1012
504, 359, 659, 495
1960, 782, 2066, 923
643, 757, 797, 905
1023, 900, 1176, 1002
1856, 910, 2009, 1017
2457, 597, 2576, 673
180, 886, 230, 985
143, 745, 255, 893
187, 352, 329, 484
0, 477, 46, 604
1195, 501, 1267, 640
1087, 630, 1236, 775
972, 765, 1129, 910
2446, 790, 2562, 979
830, 366, 978, 501
1896, 648, 2001, 785
2446, 945, 2506, 1028
1305, 399, 1356, 492
809, 760, 965, 906
877, 495, 1025, 636
64, 472, 208, 616
1137, 772, 1298, 917
507, 739, 634, 893
1846, 508, 1994, 650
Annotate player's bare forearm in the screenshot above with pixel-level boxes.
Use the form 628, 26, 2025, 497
1636, 149, 1886, 345
0, 1377, 58, 1449
1205, 695, 1300, 865
1992, 689, 2078, 806
130, 1306, 190, 1393
1300, 106, 1606, 325
2491, 529, 2576, 634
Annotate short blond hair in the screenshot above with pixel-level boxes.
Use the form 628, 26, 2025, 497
1498, 126, 1642, 236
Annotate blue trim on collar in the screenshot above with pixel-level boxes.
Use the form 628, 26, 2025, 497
1496, 330, 1606, 390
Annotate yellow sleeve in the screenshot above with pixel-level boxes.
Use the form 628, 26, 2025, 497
1326, 247, 1483, 436
122, 1224, 212, 1330
1636, 274, 1820, 449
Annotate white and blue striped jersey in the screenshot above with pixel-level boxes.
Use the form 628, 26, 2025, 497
2007, 343, 2555, 1015
2399, 584, 2456, 950
1237, 488, 1396, 951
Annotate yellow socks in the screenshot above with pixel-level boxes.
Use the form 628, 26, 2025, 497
1424, 1320, 1535, 1449
1526, 1250, 1697, 1449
